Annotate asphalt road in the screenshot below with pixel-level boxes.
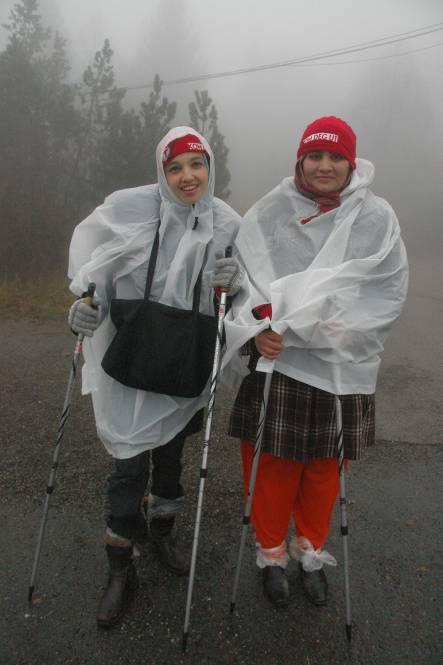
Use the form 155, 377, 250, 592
1, 256, 442, 665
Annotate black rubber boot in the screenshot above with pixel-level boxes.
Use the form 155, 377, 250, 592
299, 563, 328, 606
96, 545, 138, 629
150, 516, 189, 576
262, 566, 290, 608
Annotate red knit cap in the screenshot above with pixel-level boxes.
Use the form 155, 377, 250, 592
162, 133, 206, 166
297, 116, 356, 169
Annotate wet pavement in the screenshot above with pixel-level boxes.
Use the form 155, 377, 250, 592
1, 256, 442, 665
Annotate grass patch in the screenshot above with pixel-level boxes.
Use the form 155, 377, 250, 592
0, 273, 75, 319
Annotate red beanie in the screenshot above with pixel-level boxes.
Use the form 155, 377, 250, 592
296, 116, 356, 169
162, 133, 206, 166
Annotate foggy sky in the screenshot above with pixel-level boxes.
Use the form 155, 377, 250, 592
1, 0, 442, 255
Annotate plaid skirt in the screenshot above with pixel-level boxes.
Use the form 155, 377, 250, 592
228, 370, 375, 462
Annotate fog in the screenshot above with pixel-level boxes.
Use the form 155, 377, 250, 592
1, 0, 442, 256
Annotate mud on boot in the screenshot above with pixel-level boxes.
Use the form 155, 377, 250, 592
96, 545, 139, 629
150, 516, 189, 576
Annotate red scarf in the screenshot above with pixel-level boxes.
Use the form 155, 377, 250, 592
294, 162, 348, 224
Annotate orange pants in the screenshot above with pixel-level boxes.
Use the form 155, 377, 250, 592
241, 440, 347, 550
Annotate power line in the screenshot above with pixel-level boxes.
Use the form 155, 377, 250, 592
295, 40, 443, 68
119, 22, 443, 93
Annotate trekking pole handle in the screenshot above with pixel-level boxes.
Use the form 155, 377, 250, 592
83, 282, 96, 307
220, 246, 233, 294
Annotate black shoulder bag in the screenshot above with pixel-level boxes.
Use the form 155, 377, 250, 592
101, 223, 218, 397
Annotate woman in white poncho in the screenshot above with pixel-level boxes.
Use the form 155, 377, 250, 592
221, 116, 408, 609
67, 127, 240, 628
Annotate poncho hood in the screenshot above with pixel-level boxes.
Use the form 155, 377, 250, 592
156, 126, 215, 207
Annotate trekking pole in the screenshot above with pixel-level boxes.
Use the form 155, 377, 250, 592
230, 303, 273, 614
230, 369, 272, 614
334, 395, 352, 642
27, 282, 96, 606
182, 248, 232, 653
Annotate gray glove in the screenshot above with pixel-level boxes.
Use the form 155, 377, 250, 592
211, 256, 245, 296
68, 297, 102, 337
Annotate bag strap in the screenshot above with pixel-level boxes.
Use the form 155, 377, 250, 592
144, 221, 161, 300
192, 266, 204, 314
144, 221, 207, 314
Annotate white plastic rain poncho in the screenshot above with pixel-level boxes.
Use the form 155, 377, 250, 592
222, 159, 408, 395
68, 127, 240, 459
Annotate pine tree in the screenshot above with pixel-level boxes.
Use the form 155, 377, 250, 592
2, 0, 50, 57
189, 90, 231, 200
139, 75, 177, 184
82, 68, 176, 201
0, 0, 78, 275
74, 38, 126, 205
0, 1, 182, 276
